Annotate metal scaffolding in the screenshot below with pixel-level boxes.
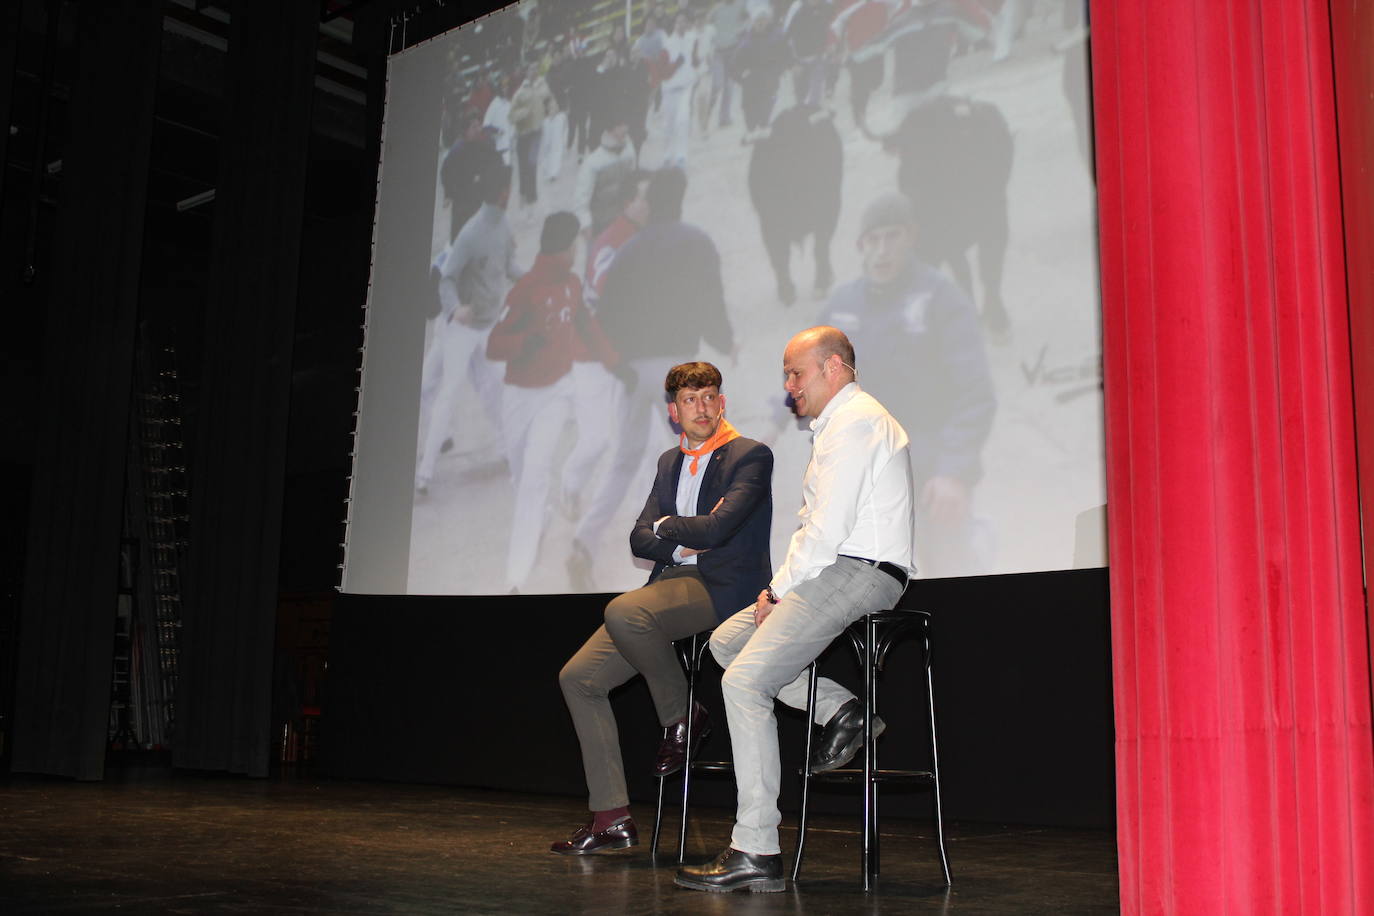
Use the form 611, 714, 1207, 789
112, 334, 188, 751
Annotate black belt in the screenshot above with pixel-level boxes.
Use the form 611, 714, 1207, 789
839, 555, 907, 585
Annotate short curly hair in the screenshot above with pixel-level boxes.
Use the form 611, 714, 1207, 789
664, 361, 723, 398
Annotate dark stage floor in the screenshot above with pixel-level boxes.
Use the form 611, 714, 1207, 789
0, 767, 1118, 913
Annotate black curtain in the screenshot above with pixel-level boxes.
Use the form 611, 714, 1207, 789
0, 0, 19, 211
175, 1, 318, 776
12, 0, 162, 780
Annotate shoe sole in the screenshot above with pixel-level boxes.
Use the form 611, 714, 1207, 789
550, 838, 638, 856
673, 876, 786, 893
810, 718, 886, 774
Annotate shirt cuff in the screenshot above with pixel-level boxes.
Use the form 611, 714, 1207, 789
652, 516, 669, 536
671, 545, 687, 563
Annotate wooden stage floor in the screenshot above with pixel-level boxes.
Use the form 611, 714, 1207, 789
0, 767, 1118, 913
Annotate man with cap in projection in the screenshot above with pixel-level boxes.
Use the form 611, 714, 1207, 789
820, 190, 995, 578
676, 326, 914, 893
486, 210, 617, 594
552, 361, 773, 855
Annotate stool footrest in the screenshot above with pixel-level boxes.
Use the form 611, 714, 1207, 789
688, 760, 735, 774
802, 767, 935, 785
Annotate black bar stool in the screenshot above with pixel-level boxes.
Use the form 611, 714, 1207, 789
650, 631, 732, 862
793, 609, 952, 890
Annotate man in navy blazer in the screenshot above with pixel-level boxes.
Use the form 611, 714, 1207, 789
553, 361, 773, 855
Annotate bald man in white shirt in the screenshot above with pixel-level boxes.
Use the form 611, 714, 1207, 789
676, 325, 916, 894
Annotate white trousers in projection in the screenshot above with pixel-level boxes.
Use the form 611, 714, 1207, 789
540, 110, 567, 181
660, 83, 693, 168
416, 317, 504, 487
501, 362, 618, 589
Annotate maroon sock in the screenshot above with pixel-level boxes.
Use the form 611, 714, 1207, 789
591, 807, 631, 832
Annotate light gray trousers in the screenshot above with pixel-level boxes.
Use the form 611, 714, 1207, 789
710, 558, 905, 855
558, 566, 718, 811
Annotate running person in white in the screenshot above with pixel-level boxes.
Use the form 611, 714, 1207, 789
416, 165, 519, 493
676, 325, 917, 893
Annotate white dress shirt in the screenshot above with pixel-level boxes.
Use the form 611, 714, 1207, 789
771, 383, 916, 598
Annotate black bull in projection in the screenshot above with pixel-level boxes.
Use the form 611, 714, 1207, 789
747, 105, 844, 306
889, 95, 1014, 340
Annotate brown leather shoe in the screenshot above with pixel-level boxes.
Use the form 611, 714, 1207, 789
675, 847, 786, 893
653, 701, 711, 777
549, 818, 639, 855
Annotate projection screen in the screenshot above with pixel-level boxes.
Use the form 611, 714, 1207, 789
342, 0, 1103, 596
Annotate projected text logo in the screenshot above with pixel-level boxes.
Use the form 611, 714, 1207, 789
1020, 344, 1102, 404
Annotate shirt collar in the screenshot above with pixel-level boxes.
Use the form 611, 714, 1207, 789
809, 382, 860, 432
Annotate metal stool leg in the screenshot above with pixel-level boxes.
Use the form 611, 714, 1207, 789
651, 723, 670, 856
652, 636, 695, 859
676, 633, 702, 864
861, 613, 876, 890
924, 618, 952, 885
790, 661, 820, 881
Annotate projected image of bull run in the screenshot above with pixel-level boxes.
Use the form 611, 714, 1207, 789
404, 0, 1101, 596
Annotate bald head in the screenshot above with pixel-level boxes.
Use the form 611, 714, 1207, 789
805, 326, 855, 375
783, 326, 857, 418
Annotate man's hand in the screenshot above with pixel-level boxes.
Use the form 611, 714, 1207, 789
753, 589, 774, 627
921, 476, 970, 526
680, 547, 703, 558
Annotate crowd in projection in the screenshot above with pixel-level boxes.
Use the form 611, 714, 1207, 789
414, 0, 1091, 592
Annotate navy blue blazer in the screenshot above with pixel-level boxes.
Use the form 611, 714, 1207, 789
629, 436, 773, 622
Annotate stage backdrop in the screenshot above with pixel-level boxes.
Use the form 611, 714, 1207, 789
342, 0, 1104, 596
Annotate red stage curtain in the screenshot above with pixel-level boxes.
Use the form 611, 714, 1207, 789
1329, 0, 1374, 708
1091, 1, 1374, 912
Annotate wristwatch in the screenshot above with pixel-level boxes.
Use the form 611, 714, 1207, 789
764, 586, 779, 604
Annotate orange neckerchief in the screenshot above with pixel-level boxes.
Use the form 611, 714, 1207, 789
680, 418, 739, 476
